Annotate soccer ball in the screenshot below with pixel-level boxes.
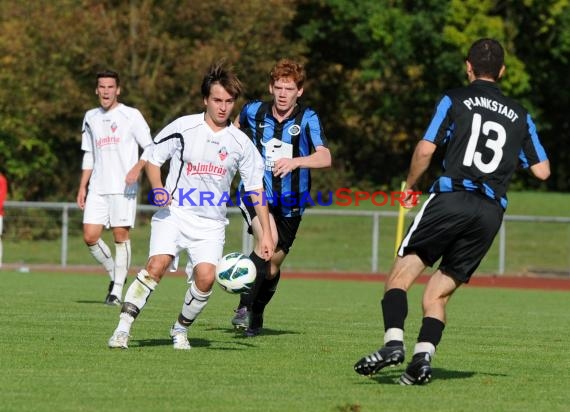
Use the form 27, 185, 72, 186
215, 252, 257, 294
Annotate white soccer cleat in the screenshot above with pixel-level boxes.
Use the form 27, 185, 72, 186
170, 326, 191, 350
108, 330, 129, 349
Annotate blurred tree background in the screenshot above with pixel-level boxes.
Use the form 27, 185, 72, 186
0, 0, 568, 201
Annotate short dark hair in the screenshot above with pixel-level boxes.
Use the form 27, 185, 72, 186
200, 61, 243, 99
466, 38, 504, 80
96, 70, 120, 87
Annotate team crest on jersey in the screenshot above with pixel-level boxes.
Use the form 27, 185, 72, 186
218, 147, 228, 161
288, 124, 301, 136
110, 122, 118, 133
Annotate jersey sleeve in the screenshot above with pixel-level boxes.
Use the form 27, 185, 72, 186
149, 121, 182, 167
131, 109, 153, 149
518, 113, 548, 169
239, 138, 265, 192
422, 95, 453, 145
238, 104, 250, 130
304, 110, 327, 148
80, 113, 93, 152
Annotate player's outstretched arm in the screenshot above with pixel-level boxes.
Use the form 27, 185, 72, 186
250, 190, 275, 261
404, 140, 436, 191
145, 163, 163, 189
273, 146, 331, 178
530, 159, 550, 181
76, 168, 92, 210
125, 159, 146, 185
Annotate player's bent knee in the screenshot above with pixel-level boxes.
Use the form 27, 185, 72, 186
146, 255, 173, 280
193, 264, 216, 291
83, 234, 100, 246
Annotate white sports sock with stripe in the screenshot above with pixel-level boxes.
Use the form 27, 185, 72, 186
88, 239, 114, 280
179, 283, 212, 324
111, 240, 131, 298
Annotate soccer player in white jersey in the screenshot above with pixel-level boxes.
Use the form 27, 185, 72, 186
76, 70, 153, 306
108, 62, 274, 350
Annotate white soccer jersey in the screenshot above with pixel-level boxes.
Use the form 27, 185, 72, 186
150, 113, 265, 222
81, 103, 152, 195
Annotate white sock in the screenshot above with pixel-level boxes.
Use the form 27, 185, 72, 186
88, 239, 114, 280
172, 321, 188, 334
413, 342, 436, 357
179, 283, 211, 325
111, 240, 131, 298
384, 328, 404, 345
116, 312, 135, 334
123, 269, 157, 309
117, 270, 158, 335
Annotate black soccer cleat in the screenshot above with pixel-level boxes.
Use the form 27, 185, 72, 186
231, 307, 250, 330
399, 352, 432, 385
354, 345, 405, 376
245, 312, 263, 338
104, 281, 114, 304
105, 294, 122, 306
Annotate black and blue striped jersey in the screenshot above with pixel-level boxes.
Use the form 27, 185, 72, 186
238, 100, 328, 217
423, 79, 548, 209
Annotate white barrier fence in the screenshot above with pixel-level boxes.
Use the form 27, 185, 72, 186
4, 200, 570, 275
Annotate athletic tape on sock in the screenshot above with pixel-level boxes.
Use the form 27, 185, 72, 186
179, 283, 211, 324
122, 270, 157, 316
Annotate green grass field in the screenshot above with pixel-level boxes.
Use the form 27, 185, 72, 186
1, 270, 569, 411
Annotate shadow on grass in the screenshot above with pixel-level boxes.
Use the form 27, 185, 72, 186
425, 368, 505, 381
76, 300, 110, 305
133, 338, 211, 348
131, 337, 264, 350
428, 368, 477, 381
355, 368, 481, 385
206, 326, 301, 338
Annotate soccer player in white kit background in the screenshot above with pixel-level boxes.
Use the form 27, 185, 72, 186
108, 62, 274, 350
76, 70, 153, 306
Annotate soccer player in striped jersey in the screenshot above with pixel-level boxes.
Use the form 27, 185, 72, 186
354, 38, 550, 384
76, 70, 153, 306
231, 59, 332, 336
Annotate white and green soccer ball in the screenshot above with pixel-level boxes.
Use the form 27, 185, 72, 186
215, 252, 257, 294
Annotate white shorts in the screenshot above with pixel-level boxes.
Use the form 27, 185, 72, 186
0, 216, 3, 235
149, 206, 225, 272
83, 192, 137, 228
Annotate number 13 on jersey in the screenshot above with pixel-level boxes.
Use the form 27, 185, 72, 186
463, 113, 506, 174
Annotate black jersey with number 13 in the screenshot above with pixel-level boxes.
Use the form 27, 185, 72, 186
423, 79, 548, 209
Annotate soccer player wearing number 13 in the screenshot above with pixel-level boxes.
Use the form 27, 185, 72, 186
354, 38, 550, 385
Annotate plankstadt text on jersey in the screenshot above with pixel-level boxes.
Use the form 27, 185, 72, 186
462, 96, 519, 123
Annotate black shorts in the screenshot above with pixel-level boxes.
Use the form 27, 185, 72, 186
399, 191, 504, 283
239, 198, 302, 254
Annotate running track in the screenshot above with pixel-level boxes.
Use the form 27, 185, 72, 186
7, 264, 570, 291
282, 272, 570, 291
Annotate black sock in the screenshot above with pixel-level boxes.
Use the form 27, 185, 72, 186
238, 252, 269, 310
177, 314, 194, 327
417, 317, 445, 346
252, 271, 280, 314
381, 288, 408, 331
